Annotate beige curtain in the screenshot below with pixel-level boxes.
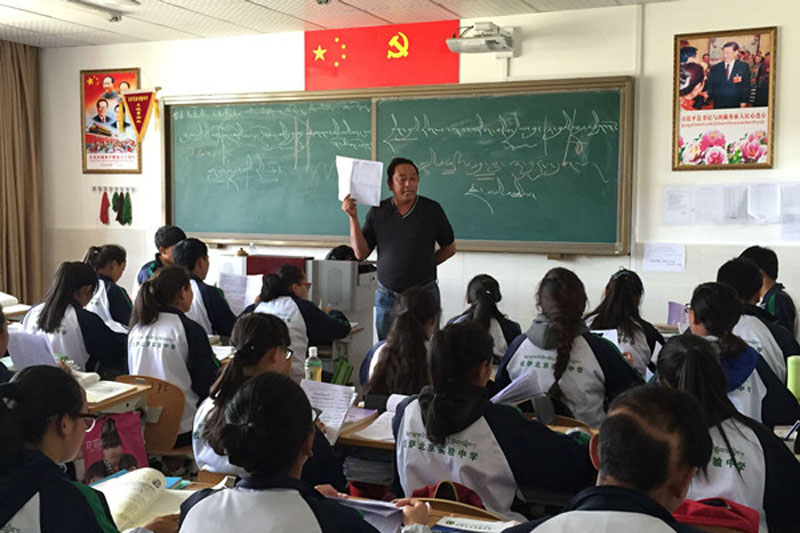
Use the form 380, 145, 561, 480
0, 40, 42, 303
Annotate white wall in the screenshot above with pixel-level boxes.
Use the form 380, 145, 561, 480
39, 0, 800, 334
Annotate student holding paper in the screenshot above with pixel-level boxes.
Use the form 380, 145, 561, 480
84, 244, 132, 329
342, 157, 456, 340
194, 312, 346, 490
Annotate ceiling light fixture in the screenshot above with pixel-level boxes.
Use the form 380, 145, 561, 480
66, 0, 141, 22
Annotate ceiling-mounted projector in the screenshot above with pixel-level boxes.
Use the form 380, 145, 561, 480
446, 22, 515, 55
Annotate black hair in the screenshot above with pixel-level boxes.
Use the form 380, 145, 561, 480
679, 46, 698, 63
259, 274, 292, 303
739, 245, 778, 280
722, 41, 740, 51
0, 366, 85, 467
276, 264, 305, 288
326, 245, 356, 261
96, 98, 108, 108
588, 269, 646, 342
657, 335, 755, 476
117, 453, 138, 470
689, 282, 748, 358
386, 157, 418, 186
173, 238, 208, 272
204, 313, 291, 455
717, 257, 762, 303
599, 384, 712, 492
461, 274, 506, 335
38, 262, 98, 332
423, 322, 493, 445
154, 225, 186, 250
221, 372, 313, 476
367, 287, 440, 396
101, 417, 122, 449
84, 244, 126, 271
537, 268, 588, 404
130, 265, 190, 327
679, 63, 705, 96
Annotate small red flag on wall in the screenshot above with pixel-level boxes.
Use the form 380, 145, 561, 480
305, 20, 460, 91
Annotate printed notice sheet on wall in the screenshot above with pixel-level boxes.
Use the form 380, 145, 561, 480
642, 243, 686, 272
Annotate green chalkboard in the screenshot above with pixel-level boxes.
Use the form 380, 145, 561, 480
166, 78, 633, 254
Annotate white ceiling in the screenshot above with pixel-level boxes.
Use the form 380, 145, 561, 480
0, 0, 672, 48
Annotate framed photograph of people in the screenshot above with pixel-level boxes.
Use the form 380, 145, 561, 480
672, 27, 776, 170
81, 68, 141, 173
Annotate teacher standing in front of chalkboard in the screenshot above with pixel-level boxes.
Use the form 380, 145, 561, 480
342, 157, 456, 341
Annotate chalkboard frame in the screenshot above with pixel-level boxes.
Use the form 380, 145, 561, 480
164, 76, 633, 255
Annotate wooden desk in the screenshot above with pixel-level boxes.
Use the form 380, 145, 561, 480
415, 498, 504, 526
88, 384, 150, 414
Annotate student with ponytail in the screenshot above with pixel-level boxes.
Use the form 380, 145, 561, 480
0, 366, 174, 533
180, 372, 431, 532
657, 335, 800, 532
193, 313, 346, 490
447, 274, 521, 362
84, 244, 132, 329
685, 282, 800, 428
362, 287, 439, 394
23, 262, 127, 375
128, 266, 219, 445
392, 322, 596, 520
496, 268, 642, 428
586, 269, 664, 375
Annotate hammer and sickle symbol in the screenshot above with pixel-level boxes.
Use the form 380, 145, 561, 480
387, 31, 409, 59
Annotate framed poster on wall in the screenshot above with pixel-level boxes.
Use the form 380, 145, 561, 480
81, 68, 141, 173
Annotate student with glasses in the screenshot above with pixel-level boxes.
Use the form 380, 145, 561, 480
0, 365, 175, 532
193, 313, 346, 490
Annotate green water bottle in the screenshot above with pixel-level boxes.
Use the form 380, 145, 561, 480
304, 346, 322, 382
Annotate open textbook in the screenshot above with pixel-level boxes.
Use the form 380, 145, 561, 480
93, 468, 194, 529
346, 394, 408, 442
72, 369, 136, 404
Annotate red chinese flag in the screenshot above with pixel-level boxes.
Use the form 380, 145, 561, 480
305, 20, 459, 91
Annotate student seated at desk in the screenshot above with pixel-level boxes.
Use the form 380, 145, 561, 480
504, 385, 711, 533
586, 269, 664, 376
84, 244, 132, 330
362, 287, 438, 394
717, 257, 800, 383
496, 268, 643, 428
740, 245, 799, 341
447, 274, 521, 363
23, 262, 127, 376
180, 372, 430, 533
393, 322, 596, 521
684, 282, 800, 428
128, 266, 219, 446
193, 312, 346, 490
172, 238, 236, 337
657, 335, 800, 532
247, 269, 350, 382
134, 224, 186, 296
0, 305, 10, 383
0, 366, 175, 533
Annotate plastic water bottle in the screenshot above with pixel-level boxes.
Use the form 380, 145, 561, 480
304, 346, 322, 382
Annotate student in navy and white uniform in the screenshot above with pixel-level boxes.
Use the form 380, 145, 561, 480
717, 257, 800, 383
133, 225, 186, 297
83, 244, 132, 330
657, 335, 800, 532
684, 282, 800, 429
504, 385, 712, 533
128, 266, 219, 447
361, 287, 438, 395
0, 366, 172, 533
22, 262, 127, 376
740, 246, 800, 342
247, 269, 350, 382
181, 372, 432, 533
173, 238, 236, 338
393, 322, 597, 521
447, 274, 521, 364
496, 268, 643, 428
586, 269, 664, 376
193, 312, 346, 490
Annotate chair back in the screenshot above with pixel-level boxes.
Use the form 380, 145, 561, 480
552, 415, 592, 430
116, 375, 185, 453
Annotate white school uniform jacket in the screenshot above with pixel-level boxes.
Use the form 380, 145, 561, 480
687, 417, 800, 532
733, 304, 800, 384
192, 397, 247, 478
128, 307, 219, 433
392, 388, 596, 521
185, 276, 236, 337
585, 316, 665, 376
255, 297, 308, 381
448, 313, 522, 359
496, 317, 643, 428
85, 273, 132, 332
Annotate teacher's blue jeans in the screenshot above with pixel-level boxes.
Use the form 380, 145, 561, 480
375, 280, 441, 341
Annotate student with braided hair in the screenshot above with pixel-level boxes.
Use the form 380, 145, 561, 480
193, 312, 346, 490
496, 268, 642, 428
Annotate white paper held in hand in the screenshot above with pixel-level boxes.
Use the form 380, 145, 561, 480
337, 155, 383, 207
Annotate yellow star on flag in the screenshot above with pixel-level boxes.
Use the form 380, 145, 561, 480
313, 45, 327, 61
87, 77, 94, 85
